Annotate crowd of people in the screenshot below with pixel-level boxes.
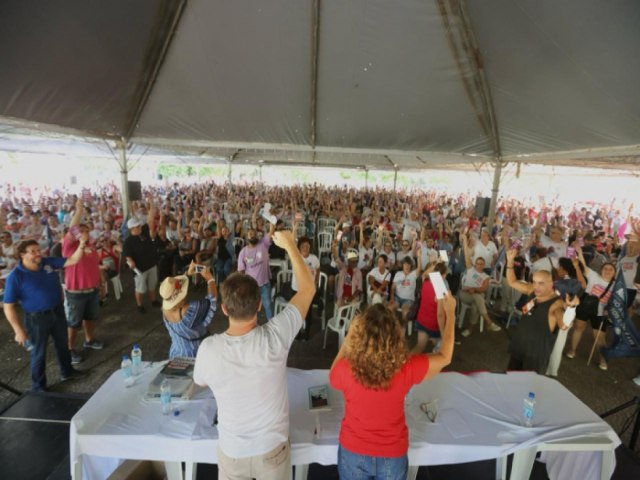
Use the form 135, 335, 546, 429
1, 179, 640, 478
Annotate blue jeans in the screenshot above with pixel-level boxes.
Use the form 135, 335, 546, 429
23, 304, 72, 391
338, 445, 408, 480
259, 283, 273, 320
215, 258, 233, 283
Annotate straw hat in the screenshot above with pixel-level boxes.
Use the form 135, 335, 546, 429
159, 275, 189, 310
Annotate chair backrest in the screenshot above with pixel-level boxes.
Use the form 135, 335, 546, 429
277, 269, 293, 293
274, 297, 288, 316
233, 237, 245, 249
318, 232, 333, 250
296, 223, 306, 238
318, 271, 328, 299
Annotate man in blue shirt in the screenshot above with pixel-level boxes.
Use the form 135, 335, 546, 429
3, 239, 86, 392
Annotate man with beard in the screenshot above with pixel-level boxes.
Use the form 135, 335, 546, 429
3, 239, 87, 391
237, 224, 275, 321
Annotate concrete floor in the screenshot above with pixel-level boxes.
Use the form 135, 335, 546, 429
1, 273, 639, 454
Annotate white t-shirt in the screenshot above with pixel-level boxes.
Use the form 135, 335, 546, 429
462, 268, 489, 289
472, 241, 498, 266
358, 246, 374, 270
419, 245, 438, 270
368, 267, 391, 295
540, 235, 567, 258
402, 219, 421, 241
585, 268, 613, 316
193, 304, 302, 458
618, 255, 638, 291
393, 270, 418, 300
292, 254, 320, 292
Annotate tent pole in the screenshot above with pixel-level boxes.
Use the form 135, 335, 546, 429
118, 139, 130, 221
393, 168, 398, 191
487, 160, 503, 230
259, 164, 263, 182
364, 168, 369, 189
227, 161, 232, 185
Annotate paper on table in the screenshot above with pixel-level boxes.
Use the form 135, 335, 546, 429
440, 409, 474, 439
429, 271, 448, 300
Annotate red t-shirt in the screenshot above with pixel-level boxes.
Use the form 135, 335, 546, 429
343, 267, 354, 298
416, 280, 438, 331
329, 355, 429, 458
62, 236, 101, 290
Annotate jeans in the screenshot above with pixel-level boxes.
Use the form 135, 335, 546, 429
215, 258, 233, 283
259, 283, 273, 320
338, 445, 408, 480
23, 304, 72, 391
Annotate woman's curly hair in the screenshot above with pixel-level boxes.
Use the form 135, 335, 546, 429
344, 304, 408, 390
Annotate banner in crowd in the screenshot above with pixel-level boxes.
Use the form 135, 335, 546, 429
602, 269, 640, 361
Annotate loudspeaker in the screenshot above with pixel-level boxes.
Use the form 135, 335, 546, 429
128, 181, 142, 201
475, 197, 491, 218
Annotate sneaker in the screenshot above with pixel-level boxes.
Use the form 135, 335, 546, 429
565, 351, 576, 359
633, 375, 640, 387
137, 305, 146, 314
461, 329, 472, 337
61, 367, 88, 381
69, 349, 82, 365
83, 339, 104, 350
599, 361, 608, 371
151, 300, 162, 308
488, 323, 502, 332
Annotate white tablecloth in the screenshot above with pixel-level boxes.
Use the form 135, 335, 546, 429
70, 364, 620, 479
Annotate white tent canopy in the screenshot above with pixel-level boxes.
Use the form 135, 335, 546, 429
0, 0, 639, 172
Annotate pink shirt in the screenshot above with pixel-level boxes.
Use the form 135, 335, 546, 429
62, 236, 101, 290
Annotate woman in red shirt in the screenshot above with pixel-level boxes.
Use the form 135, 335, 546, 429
329, 297, 456, 479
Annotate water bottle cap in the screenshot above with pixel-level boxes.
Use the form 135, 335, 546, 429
122, 355, 129, 360
133, 344, 140, 348
528, 392, 535, 399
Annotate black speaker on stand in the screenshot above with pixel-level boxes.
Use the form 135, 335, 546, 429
475, 197, 491, 218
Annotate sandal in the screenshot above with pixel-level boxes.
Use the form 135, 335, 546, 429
599, 361, 608, 371
565, 351, 575, 359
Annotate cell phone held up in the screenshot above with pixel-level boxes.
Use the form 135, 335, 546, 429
194, 265, 205, 273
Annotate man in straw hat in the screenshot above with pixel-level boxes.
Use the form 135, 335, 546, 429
160, 261, 217, 359
193, 231, 315, 480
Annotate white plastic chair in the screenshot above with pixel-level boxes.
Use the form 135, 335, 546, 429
110, 253, 124, 300
457, 294, 484, 332
316, 272, 328, 329
323, 303, 357, 350
317, 232, 333, 258
233, 237, 245, 249
485, 264, 504, 303
276, 269, 292, 296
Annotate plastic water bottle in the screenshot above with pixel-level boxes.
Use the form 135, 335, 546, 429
24, 338, 34, 352
160, 378, 172, 415
121, 355, 134, 387
131, 344, 142, 376
523, 392, 536, 427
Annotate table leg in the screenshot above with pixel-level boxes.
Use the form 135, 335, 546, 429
407, 465, 419, 480
509, 447, 537, 480
71, 457, 82, 480
184, 462, 197, 480
600, 449, 614, 480
294, 463, 309, 480
496, 456, 507, 480
164, 461, 183, 480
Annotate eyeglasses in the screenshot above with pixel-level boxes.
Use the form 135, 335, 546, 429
420, 400, 438, 423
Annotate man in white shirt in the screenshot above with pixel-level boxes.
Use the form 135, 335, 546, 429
539, 225, 568, 259
471, 229, 498, 274
292, 236, 321, 340
460, 232, 501, 337
193, 231, 315, 480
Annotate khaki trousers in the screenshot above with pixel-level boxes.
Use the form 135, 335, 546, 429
217, 440, 290, 480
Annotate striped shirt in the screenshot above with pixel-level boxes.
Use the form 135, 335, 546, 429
164, 294, 217, 359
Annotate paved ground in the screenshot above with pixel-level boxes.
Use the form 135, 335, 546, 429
1, 273, 639, 454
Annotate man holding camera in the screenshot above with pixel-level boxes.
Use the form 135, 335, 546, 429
237, 223, 275, 321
